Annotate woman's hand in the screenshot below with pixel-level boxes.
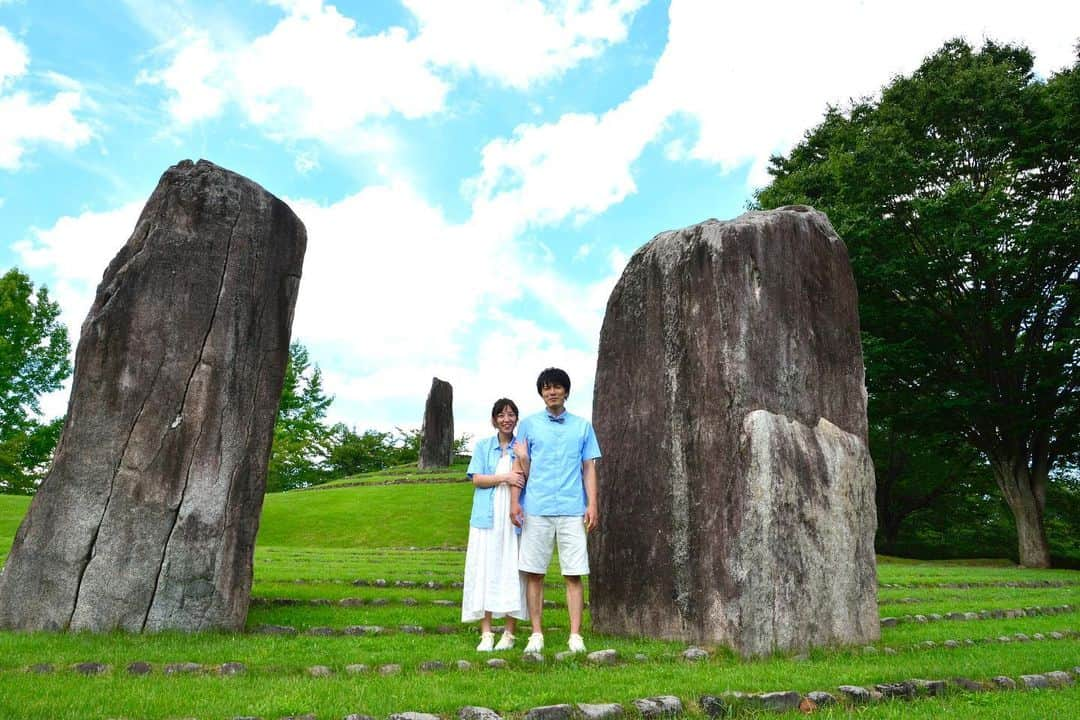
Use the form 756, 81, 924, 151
512, 440, 529, 461
501, 472, 525, 488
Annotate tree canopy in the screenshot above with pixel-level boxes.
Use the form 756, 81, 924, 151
755, 39, 1079, 567
0, 268, 71, 494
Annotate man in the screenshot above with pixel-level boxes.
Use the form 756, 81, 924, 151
510, 367, 601, 654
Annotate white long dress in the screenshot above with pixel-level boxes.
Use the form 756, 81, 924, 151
461, 452, 529, 621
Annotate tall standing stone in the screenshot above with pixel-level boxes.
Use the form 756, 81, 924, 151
0, 160, 306, 632
418, 377, 454, 469
590, 206, 878, 657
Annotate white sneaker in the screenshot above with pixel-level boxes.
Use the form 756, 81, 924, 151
567, 633, 586, 653
523, 632, 544, 654
494, 631, 515, 651
476, 631, 495, 652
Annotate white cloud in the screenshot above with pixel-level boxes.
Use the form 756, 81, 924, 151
13, 201, 144, 341
0, 26, 93, 169
0, 24, 28, 87
407, 0, 647, 89
293, 149, 320, 174
469, 81, 667, 230
139, 1, 448, 144
139, 0, 645, 147
136, 30, 226, 124
653, 0, 1080, 187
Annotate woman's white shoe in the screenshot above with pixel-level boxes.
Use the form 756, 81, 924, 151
476, 631, 496, 652
494, 631, 515, 650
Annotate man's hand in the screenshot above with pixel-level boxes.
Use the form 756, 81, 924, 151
510, 500, 524, 528
584, 504, 598, 532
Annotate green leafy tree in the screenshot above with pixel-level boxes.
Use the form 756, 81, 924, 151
267, 342, 335, 492
0, 268, 71, 494
327, 425, 399, 476
756, 40, 1079, 566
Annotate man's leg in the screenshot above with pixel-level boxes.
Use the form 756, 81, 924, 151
526, 572, 545, 635
565, 575, 584, 635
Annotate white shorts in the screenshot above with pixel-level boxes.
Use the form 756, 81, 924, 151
518, 514, 589, 576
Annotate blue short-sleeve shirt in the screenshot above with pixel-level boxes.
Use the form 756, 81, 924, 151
465, 434, 516, 529
517, 409, 601, 516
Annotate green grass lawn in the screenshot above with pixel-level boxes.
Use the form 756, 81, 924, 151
0, 465, 1076, 720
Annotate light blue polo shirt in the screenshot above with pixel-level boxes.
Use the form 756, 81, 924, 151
517, 409, 601, 516
465, 434, 516, 529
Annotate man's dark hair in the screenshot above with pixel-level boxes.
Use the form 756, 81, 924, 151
536, 367, 571, 395
491, 397, 519, 418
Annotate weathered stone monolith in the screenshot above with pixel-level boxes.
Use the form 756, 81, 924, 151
590, 205, 878, 657
418, 377, 454, 469
0, 159, 306, 632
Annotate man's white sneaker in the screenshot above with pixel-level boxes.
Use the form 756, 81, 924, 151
567, 633, 586, 653
523, 632, 544, 654
494, 631, 515, 651
476, 632, 495, 652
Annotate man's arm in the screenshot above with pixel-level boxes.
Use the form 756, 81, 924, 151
582, 458, 598, 531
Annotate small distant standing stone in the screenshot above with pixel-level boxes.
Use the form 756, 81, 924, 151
419, 660, 446, 672
307, 665, 333, 678
991, 676, 1017, 689
306, 626, 337, 636
587, 649, 618, 665
522, 651, 544, 664
126, 661, 153, 675
379, 664, 402, 676
950, 678, 985, 692
418, 377, 454, 469
632, 696, 682, 718
344, 625, 383, 636
455, 660, 473, 671
400, 625, 425, 634
344, 715, 376, 720
255, 624, 297, 635
577, 703, 624, 720
486, 658, 508, 669
634, 653, 648, 662
389, 713, 440, 720
523, 705, 574, 720
459, 707, 502, 720
345, 664, 370, 675
28, 663, 54, 674
682, 647, 708, 661
1019, 674, 1049, 689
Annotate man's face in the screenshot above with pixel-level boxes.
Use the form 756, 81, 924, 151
541, 382, 568, 412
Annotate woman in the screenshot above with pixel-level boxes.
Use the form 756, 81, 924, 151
461, 398, 529, 651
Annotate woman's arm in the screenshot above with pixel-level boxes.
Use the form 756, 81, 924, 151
472, 472, 524, 488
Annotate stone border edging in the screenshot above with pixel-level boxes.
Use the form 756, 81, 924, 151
211, 665, 1080, 719
881, 603, 1074, 626
17, 627, 1076, 677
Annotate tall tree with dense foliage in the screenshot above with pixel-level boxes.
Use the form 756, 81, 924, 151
266, 342, 335, 492
0, 268, 71, 494
756, 40, 1079, 567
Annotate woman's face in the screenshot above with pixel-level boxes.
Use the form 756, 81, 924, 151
493, 407, 518, 436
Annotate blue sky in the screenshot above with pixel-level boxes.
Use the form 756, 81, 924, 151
1, 0, 1077, 446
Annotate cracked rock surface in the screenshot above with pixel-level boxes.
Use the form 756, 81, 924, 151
590, 206, 878, 657
0, 159, 306, 632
